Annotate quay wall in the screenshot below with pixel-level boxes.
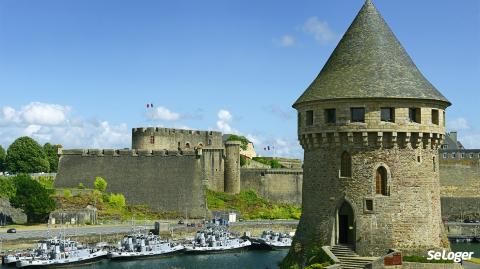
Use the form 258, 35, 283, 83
55, 149, 207, 217
240, 168, 303, 205
441, 197, 480, 220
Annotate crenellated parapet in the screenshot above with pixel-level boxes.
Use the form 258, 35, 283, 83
299, 131, 445, 151
132, 127, 222, 137
59, 148, 198, 157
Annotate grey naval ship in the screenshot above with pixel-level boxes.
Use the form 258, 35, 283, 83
108, 232, 184, 260
184, 227, 251, 254
15, 237, 107, 268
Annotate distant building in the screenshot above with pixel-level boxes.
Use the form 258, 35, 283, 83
440, 132, 480, 162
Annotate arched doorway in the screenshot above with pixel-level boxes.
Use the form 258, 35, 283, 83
337, 201, 355, 247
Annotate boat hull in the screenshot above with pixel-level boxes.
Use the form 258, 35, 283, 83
16, 251, 108, 268
184, 241, 251, 254
108, 246, 185, 260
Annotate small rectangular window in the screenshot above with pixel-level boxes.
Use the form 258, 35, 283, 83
432, 109, 439, 125
351, 108, 365, 123
409, 108, 421, 123
325, 109, 336, 123
452, 153, 456, 158
305, 110, 314, 126
381, 107, 395, 122
365, 199, 374, 212
443, 153, 447, 159
470, 153, 474, 159
150, 136, 155, 144
461, 153, 465, 159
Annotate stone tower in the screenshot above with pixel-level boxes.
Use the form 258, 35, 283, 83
224, 141, 241, 194
283, 0, 451, 265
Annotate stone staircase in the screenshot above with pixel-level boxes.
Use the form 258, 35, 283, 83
330, 245, 377, 269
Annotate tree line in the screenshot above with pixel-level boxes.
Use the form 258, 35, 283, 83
0, 136, 61, 174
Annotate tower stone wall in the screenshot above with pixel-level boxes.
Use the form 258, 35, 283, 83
224, 141, 241, 194
283, 0, 451, 266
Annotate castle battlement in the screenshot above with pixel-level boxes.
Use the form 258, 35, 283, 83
132, 127, 222, 137
299, 131, 445, 150
59, 148, 198, 157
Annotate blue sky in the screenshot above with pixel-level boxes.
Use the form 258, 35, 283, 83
0, 0, 479, 158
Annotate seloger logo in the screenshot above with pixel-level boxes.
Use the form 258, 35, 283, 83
427, 250, 475, 263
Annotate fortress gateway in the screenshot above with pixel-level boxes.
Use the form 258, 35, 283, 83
283, 0, 451, 264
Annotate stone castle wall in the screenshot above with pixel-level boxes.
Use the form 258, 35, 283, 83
132, 127, 223, 151
201, 148, 225, 192
55, 149, 207, 217
224, 141, 241, 194
241, 168, 303, 205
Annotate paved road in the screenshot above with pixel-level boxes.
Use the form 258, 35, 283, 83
0, 220, 299, 241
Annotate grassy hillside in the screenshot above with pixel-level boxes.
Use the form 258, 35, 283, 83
206, 189, 301, 220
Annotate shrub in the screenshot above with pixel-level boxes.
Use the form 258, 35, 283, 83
78, 183, 85, 189
108, 193, 126, 209
94, 177, 107, 192
63, 189, 72, 198
226, 135, 250, 150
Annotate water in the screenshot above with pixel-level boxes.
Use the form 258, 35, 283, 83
451, 242, 480, 258
2, 250, 289, 269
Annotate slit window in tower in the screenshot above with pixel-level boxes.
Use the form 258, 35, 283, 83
149, 136, 155, 144
305, 110, 314, 126
351, 107, 365, 123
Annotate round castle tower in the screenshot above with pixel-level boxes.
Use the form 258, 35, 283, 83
284, 0, 451, 263
224, 141, 241, 194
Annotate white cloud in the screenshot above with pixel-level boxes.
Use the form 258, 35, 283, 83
147, 106, 181, 121
447, 117, 470, 131
302, 17, 337, 45
274, 35, 296, 47
1, 102, 70, 126
216, 109, 235, 134
0, 102, 130, 149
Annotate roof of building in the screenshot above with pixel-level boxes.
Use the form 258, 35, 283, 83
294, 0, 451, 107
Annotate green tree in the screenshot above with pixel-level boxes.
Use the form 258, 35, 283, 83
0, 145, 6, 172
5, 137, 50, 173
94, 177, 107, 192
10, 174, 56, 223
108, 193, 126, 209
63, 189, 72, 198
226, 135, 250, 151
0, 176, 16, 199
43, 143, 62, 172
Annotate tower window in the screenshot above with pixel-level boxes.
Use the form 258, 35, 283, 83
186, 143, 191, 149
375, 166, 389, 196
340, 151, 352, 178
461, 153, 465, 159
443, 153, 447, 159
325, 109, 336, 123
381, 107, 395, 122
433, 157, 436, 172
470, 153, 474, 159
305, 110, 314, 126
409, 108, 421, 123
149, 136, 155, 144
432, 109, 439, 125
351, 108, 365, 123
451, 153, 456, 158
208, 139, 212, 146
365, 199, 374, 212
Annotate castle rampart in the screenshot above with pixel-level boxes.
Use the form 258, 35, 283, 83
55, 148, 207, 217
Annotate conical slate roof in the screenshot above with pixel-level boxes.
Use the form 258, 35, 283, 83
294, 0, 450, 107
